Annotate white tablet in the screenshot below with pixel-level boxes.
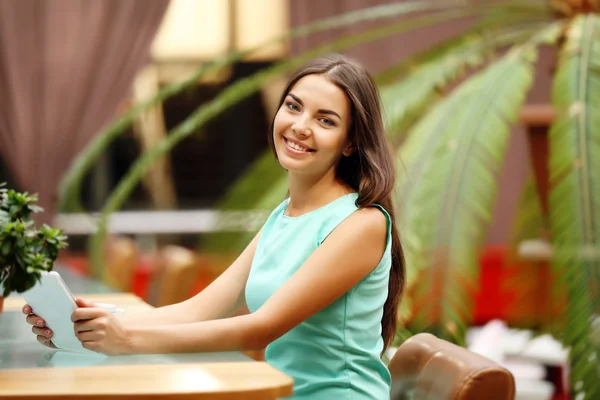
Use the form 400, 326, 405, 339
23, 271, 91, 354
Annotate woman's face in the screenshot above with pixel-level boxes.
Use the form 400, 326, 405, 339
273, 74, 352, 178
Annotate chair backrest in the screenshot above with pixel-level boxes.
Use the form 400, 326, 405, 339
155, 245, 199, 307
389, 333, 515, 400
105, 235, 138, 292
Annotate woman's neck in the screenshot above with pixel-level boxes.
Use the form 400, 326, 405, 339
286, 170, 354, 217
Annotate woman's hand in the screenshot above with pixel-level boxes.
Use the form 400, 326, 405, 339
71, 298, 133, 356
22, 304, 57, 349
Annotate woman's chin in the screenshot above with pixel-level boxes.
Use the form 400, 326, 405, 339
278, 159, 303, 173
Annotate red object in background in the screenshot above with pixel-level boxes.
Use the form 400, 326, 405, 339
130, 257, 154, 299
472, 245, 511, 324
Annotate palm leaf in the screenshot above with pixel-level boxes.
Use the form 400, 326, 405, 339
398, 24, 561, 343
58, 0, 471, 213
502, 175, 553, 327
375, 0, 555, 87
508, 175, 547, 249
88, 7, 492, 277
200, 168, 288, 254
203, 21, 545, 255
382, 24, 545, 143
548, 14, 600, 399
225, 175, 290, 253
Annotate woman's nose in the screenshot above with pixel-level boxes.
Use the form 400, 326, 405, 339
292, 119, 311, 136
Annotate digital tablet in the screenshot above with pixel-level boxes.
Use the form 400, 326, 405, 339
23, 271, 91, 354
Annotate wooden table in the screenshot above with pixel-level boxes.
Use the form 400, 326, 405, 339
0, 268, 293, 399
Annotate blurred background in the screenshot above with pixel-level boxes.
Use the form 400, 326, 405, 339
1, 1, 599, 399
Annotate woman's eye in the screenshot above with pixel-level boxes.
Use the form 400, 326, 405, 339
286, 102, 300, 112
319, 118, 335, 127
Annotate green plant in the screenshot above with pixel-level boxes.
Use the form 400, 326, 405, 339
0, 183, 68, 297
58, 0, 600, 396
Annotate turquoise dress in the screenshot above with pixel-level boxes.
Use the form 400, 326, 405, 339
245, 193, 392, 400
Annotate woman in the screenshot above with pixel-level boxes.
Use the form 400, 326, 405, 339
24, 54, 405, 399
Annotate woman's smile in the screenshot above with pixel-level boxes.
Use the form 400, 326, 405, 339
283, 137, 315, 155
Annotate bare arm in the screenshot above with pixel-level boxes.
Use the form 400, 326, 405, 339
123, 208, 387, 354
26, 231, 260, 348
119, 231, 261, 327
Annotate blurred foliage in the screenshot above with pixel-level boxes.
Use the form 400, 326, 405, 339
0, 183, 68, 297
547, 14, 600, 397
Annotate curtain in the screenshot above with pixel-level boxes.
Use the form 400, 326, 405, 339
0, 0, 170, 222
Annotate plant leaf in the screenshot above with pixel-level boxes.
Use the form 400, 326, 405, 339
398, 24, 560, 343
502, 175, 555, 326
88, 7, 493, 277
204, 20, 543, 255
508, 175, 547, 248
548, 14, 600, 399
382, 23, 540, 143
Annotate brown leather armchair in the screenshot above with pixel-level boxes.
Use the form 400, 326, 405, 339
389, 333, 516, 400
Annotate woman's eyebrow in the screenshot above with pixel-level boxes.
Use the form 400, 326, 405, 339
288, 93, 342, 120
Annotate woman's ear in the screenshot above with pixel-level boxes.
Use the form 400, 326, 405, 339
342, 143, 355, 157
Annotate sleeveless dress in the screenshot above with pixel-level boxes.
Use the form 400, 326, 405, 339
245, 193, 392, 399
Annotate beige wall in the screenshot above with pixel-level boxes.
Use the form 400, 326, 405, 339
151, 0, 289, 62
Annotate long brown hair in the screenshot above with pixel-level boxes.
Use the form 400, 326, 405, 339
268, 54, 405, 349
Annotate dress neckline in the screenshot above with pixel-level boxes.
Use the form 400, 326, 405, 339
281, 193, 358, 220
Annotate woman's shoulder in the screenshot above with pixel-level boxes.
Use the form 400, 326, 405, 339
344, 207, 388, 241
317, 200, 388, 246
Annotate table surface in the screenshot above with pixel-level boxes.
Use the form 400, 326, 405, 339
0, 266, 293, 399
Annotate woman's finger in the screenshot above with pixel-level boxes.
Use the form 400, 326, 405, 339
36, 335, 57, 349
22, 305, 32, 314
76, 330, 104, 342
81, 341, 99, 352
32, 326, 53, 338
71, 307, 107, 322
74, 317, 107, 333
25, 314, 46, 327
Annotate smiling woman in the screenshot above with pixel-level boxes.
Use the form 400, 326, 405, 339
22, 54, 404, 400
272, 74, 351, 178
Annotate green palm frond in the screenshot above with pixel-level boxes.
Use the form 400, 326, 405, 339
200, 165, 288, 254
508, 175, 547, 249
212, 151, 285, 211
58, 0, 471, 213
398, 24, 561, 343
203, 20, 548, 255
225, 175, 290, 253
89, 7, 486, 277
502, 176, 554, 328
548, 14, 600, 399
375, 1, 555, 86
382, 24, 544, 143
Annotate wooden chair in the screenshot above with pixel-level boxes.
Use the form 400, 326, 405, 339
389, 333, 515, 400
155, 245, 201, 307
105, 235, 138, 292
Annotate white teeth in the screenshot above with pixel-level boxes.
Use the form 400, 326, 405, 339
286, 139, 308, 152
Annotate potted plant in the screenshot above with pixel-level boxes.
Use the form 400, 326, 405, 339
0, 182, 67, 312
